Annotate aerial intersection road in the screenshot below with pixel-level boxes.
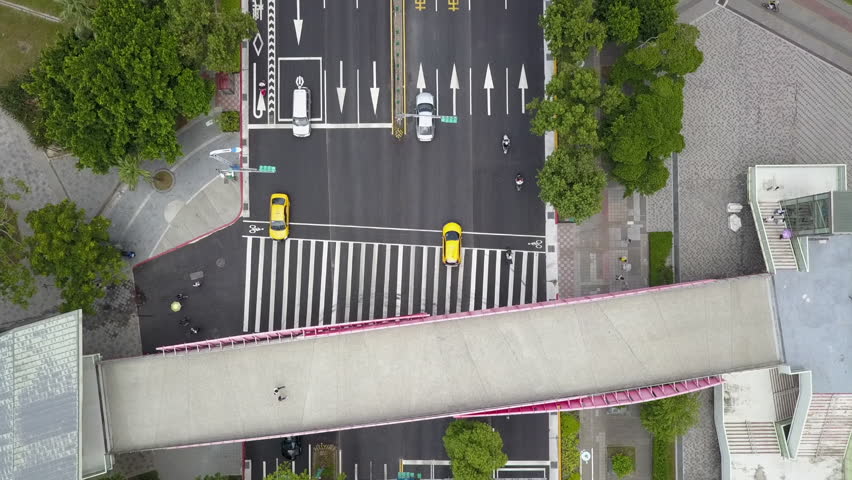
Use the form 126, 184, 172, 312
135, 0, 547, 351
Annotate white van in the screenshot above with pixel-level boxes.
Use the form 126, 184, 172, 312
292, 87, 311, 138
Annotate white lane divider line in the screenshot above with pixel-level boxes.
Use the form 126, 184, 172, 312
532, 251, 540, 302
481, 250, 490, 309
369, 244, 378, 319
520, 250, 528, 303
356, 68, 361, 124
281, 239, 291, 330
505, 67, 509, 115
331, 242, 341, 324
344, 243, 354, 323
444, 265, 452, 314
420, 247, 428, 313
268, 240, 278, 331
318, 240, 329, 323
493, 248, 501, 307
408, 247, 415, 314
323, 69, 328, 123
468, 67, 473, 115
395, 245, 403, 316
468, 249, 477, 311
254, 237, 266, 332
382, 244, 391, 318
248, 122, 393, 130
358, 243, 368, 321
243, 238, 253, 332
294, 239, 303, 328
456, 254, 464, 313
507, 249, 515, 306
435, 68, 439, 115
305, 240, 317, 327
432, 246, 440, 314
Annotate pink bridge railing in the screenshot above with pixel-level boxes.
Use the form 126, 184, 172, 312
155, 276, 732, 355
456, 376, 724, 417
155, 313, 432, 354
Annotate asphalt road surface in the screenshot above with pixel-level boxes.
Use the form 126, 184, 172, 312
245, 415, 550, 480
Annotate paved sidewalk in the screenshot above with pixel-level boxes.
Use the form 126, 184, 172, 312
0, 107, 241, 326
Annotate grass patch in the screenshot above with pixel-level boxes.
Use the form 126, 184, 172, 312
0, 7, 66, 85
651, 438, 675, 480
560, 412, 581, 480
648, 231, 674, 286
8, 0, 63, 17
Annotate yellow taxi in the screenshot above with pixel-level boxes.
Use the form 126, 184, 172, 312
269, 193, 290, 240
442, 222, 462, 266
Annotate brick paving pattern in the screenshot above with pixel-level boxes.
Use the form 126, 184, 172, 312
678, 8, 852, 281
682, 388, 722, 480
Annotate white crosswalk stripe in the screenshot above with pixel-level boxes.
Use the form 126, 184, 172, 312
241, 238, 546, 332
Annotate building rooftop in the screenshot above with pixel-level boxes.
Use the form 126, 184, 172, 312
773, 235, 852, 393
0, 311, 82, 480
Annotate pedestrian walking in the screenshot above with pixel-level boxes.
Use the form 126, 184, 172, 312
189, 327, 199, 335
619, 256, 628, 263
176, 293, 188, 301
179, 316, 191, 327
192, 281, 202, 288
615, 275, 624, 281
274, 386, 286, 395
278, 395, 287, 401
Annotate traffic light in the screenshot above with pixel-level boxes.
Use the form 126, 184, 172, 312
258, 165, 276, 173
440, 116, 458, 124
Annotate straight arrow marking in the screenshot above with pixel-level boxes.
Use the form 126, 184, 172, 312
518, 64, 528, 114
450, 64, 459, 116
253, 62, 265, 119
293, 0, 303, 45
370, 60, 380, 116
337, 60, 346, 113
484, 64, 493, 116
416, 63, 425, 93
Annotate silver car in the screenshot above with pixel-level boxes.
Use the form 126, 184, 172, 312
416, 92, 435, 142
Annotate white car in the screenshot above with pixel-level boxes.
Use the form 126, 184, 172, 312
416, 92, 435, 142
292, 87, 311, 138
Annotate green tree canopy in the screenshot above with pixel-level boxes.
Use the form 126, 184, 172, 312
205, 8, 257, 72
0, 177, 36, 308
640, 393, 700, 441
619, 24, 703, 80
443, 420, 508, 480
540, 0, 606, 65
528, 66, 602, 147
605, 76, 683, 195
594, 0, 676, 41
25, 199, 125, 314
537, 146, 607, 223
25, 0, 215, 174
611, 453, 635, 478
604, 2, 640, 45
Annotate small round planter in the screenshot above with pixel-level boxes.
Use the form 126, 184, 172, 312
152, 169, 175, 192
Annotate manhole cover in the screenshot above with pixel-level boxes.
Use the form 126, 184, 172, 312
216, 257, 226, 268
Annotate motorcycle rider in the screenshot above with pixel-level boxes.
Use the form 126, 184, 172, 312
502, 135, 511, 151
515, 173, 524, 186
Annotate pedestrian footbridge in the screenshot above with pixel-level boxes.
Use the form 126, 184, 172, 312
99, 275, 782, 452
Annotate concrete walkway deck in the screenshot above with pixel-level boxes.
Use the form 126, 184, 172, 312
101, 275, 782, 453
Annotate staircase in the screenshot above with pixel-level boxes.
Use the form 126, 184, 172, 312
758, 202, 798, 270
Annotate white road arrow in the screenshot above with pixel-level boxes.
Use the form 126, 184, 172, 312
450, 64, 459, 116
293, 0, 303, 45
518, 64, 528, 114
336, 60, 346, 113
484, 64, 494, 116
370, 61, 380, 115
252, 63, 266, 119
416, 63, 426, 94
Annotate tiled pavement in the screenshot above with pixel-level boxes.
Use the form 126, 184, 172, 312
557, 182, 647, 298
674, 7, 852, 282
682, 388, 721, 480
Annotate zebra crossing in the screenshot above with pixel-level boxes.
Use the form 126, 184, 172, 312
242, 237, 546, 332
